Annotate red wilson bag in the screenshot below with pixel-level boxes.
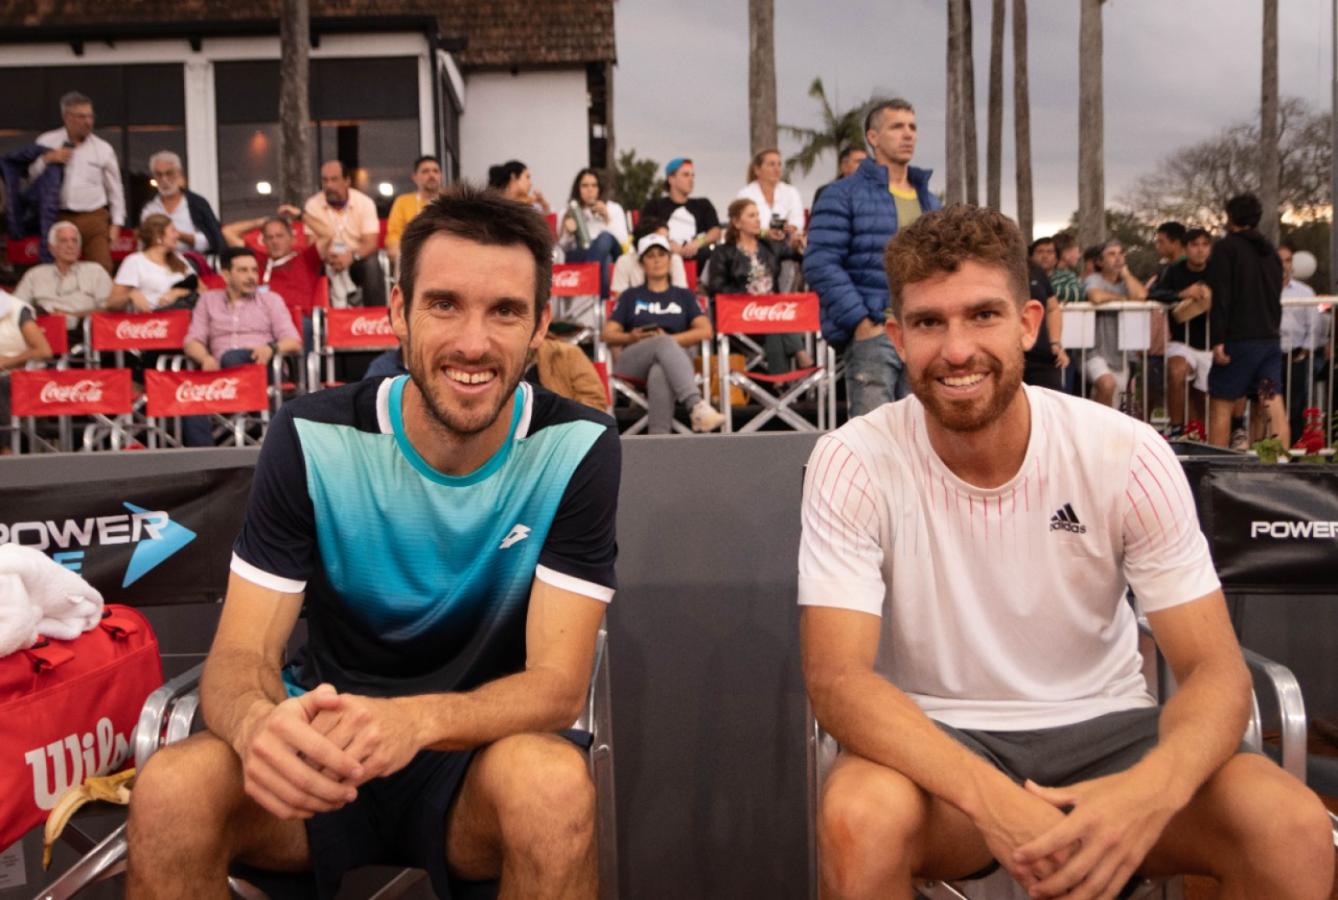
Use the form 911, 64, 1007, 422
0, 605, 163, 852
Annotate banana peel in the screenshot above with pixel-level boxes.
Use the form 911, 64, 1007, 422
42, 768, 136, 869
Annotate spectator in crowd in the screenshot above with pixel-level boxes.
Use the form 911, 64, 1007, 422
812, 145, 868, 206
528, 332, 609, 412
384, 155, 443, 266
1081, 244, 1103, 280
139, 151, 224, 257
610, 216, 688, 294
559, 167, 628, 298
1155, 227, 1214, 438
108, 214, 196, 312
487, 160, 550, 215
737, 148, 806, 252
1022, 243, 1067, 390
602, 234, 724, 433
1083, 240, 1146, 407
0, 289, 54, 428
221, 207, 326, 320
1278, 241, 1328, 443
640, 158, 721, 270
30, 92, 124, 273
304, 160, 384, 308
1153, 221, 1187, 275
709, 197, 813, 374
800, 203, 1333, 900
13, 220, 112, 334
1204, 193, 1288, 449
179, 247, 301, 447
803, 97, 941, 415
1047, 233, 1085, 304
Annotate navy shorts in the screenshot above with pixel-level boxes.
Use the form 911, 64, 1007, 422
235, 730, 591, 900
1208, 339, 1284, 400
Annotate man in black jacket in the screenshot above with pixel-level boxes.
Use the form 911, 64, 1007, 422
1203, 193, 1288, 448
138, 150, 224, 257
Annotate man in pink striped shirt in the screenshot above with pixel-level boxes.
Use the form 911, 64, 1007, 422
800, 205, 1330, 900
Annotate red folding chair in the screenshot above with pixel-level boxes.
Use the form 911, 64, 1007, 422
8, 367, 135, 453
599, 298, 711, 435
87, 311, 192, 368
713, 293, 832, 433
35, 314, 70, 361
309, 306, 398, 389
144, 364, 271, 447
6, 236, 40, 267
551, 262, 602, 335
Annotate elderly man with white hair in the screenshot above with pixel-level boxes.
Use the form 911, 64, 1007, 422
13, 220, 113, 334
139, 150, 224, 256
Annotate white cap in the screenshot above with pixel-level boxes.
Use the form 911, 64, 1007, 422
637, 234, 672, 258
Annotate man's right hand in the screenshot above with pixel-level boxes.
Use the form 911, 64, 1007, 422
233, 686, 366, 820
277, 204, 302, 219
972, 778, 1076, 888
201, 356, 221, 372
44, 147, 73, 165
853, 318, 886, 341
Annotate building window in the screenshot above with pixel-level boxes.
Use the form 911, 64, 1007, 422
214, 57, 420, 222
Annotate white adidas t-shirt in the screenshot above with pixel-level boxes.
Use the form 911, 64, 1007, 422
798, 386, 1220, 731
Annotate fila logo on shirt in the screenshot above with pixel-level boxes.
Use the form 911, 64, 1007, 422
633, 300, 683, 316
499, 524, 531, 550
1049, 503, 1087, 534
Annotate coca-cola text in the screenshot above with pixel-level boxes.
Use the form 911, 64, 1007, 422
39, 379, 104, 404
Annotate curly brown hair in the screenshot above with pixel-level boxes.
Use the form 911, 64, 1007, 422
883, 204, 1029, 319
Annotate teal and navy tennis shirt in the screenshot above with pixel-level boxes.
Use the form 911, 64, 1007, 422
230, 375, 620, 698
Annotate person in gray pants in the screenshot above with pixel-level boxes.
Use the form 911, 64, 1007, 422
601, 234, 724, 433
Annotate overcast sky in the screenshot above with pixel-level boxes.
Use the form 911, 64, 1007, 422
613, 0, 1335, 237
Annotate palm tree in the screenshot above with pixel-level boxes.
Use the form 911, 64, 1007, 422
278, 0, 311, 203
1013, 0, 1034, 242
986, 0, 1005, 209
748, 0, 778, 155
1077, 0, 1105, 248
946, 0, 967, 204
780, 79, 871, 180
963, 0, 980, 205
1260, 0, 1280, 242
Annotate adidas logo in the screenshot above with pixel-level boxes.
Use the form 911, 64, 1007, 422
1050, 503, 1087, 534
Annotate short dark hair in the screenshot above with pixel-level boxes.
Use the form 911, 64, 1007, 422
1082, 244, 1104, 264
1225, 193, 1263, 229
884, 205, 1029, 319
413, 155, 440, 172
633, 215, 668, 242
262, 216, 292, 235
1155, 221, 1187, 244
1028, 236, 1055, 256
221, 246, 257, 270
1052, 232, 1076, 255
321, 159, 350, 180
1279, 239, 1299, 253
399, 183, 554, 316
837, 145, 865, 165
1185, 227, 1212, 244
864, 98, 915, 135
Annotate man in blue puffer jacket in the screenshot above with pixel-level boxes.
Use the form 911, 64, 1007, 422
803, 98, 941, 417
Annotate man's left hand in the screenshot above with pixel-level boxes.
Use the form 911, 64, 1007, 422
1053, 347, 1070, 369
251, 344, 274, 365
109, 225, 121, 245
310, 694, 422, 786
1014, 768, 1181, 900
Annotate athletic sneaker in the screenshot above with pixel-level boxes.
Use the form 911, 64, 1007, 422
690, 399, 725, 433
1230, 427, 1249, 451
1183, 419, 1206, 442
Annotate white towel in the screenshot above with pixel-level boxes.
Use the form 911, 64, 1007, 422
0, 544, 104, 651
0, 573, 41, 657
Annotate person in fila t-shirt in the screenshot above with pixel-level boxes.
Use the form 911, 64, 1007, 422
799, 205, 1331, 900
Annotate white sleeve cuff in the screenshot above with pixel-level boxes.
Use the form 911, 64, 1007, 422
535, 564, 614, 604
797, 575, 885, 616
230, 552, 307, 595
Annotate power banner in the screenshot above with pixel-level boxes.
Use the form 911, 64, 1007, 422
1182, 460, 1338, 593
0, 465, 254, 606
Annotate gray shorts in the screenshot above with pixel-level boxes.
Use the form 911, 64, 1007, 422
936, 707, 1160, 882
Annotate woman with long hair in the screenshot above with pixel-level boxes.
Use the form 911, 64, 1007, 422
558, 167, 627, 297
709, 198, 812, 374
487, 160, 550, 215
736, 148, 806, 251
108, 214, 196, 312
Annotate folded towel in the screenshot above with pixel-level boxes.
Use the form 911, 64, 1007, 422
0, 544, 104, 650
0, 572, 41, 657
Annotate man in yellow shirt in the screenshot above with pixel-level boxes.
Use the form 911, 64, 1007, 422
385, 155, 443, 267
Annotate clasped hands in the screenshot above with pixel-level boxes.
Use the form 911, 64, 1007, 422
979, 766, 1180, 900
235, 684, 422, 821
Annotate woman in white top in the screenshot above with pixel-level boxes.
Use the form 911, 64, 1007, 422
108, 214, 195, 312
736, 148, 806, 252
559, 168, 628, 298
0, 290, 54, 427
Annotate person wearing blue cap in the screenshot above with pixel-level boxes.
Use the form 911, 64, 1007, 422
639, 158, 721, 274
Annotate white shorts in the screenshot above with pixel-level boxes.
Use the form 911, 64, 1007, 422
1083, 354, 1130, 392
1164, 341, 1212, 393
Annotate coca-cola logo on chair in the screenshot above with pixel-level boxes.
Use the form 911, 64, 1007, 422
324, 307, 399, 349
715, 293, 821, 335
145, 366, 268, 417
551, 263, 600, 296
91, 311, 191, 351
11, 369, 134, 417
